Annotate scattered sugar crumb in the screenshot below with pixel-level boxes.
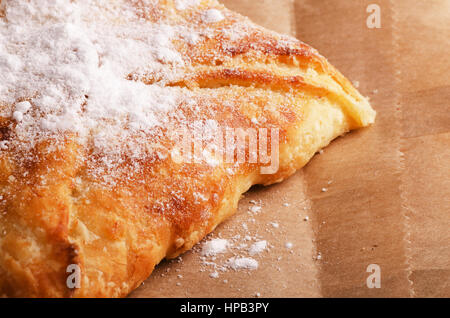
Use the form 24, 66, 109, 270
248, 240, 267, 256
12, 111, 23, 122
270, 222, 279, 229
248, 205, 262, 213
209, 271, 219, 278
175, 0, 200, 11
202, 238, 229, 256
227, 257, 259, 271
285, 242, 293, 249
15, 101, 32, 114
202, 9, 225, 23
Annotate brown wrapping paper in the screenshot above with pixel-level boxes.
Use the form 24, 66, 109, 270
130, 0, 450, 297
393, 0, 450, 297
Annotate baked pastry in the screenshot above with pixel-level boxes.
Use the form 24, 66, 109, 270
0, 0, 375, 297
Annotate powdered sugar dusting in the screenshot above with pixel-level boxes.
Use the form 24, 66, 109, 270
0, 0, 306, 187
0, 0, 308, 195
1, 2, 187, 136
0, 0, 205, 186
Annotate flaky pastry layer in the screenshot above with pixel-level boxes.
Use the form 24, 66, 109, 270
0, 0, 375, 297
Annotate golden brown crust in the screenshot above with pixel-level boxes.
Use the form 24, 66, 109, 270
0, 0, 375, 297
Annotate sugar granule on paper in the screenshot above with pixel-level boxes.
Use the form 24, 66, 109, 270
248, 240, 267, 256
227, 257, 259, 271
209, 271, 219, 278
202, 238, 229, 256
